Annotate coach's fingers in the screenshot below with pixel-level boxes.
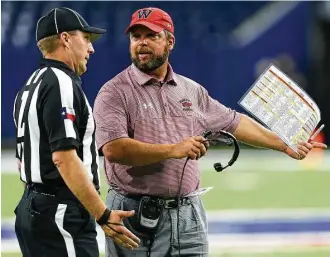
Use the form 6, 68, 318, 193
201, 139, 210, 149
297, 150, 307, 160
192, 136, 205, 142
188, 150, 198, 160
191, 141, 207, 158
297, 144, 310, 155
298, 141, 312, 149
197, 142, 207, 157
190, 145, 202, 159
310, 141, 327, 149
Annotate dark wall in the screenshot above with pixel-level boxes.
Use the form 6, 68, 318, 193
2, 1, 314, 144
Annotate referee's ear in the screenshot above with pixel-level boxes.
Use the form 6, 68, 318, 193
59, 31, 72, 48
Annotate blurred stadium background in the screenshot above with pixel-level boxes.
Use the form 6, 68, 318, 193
1, 1, 330, 257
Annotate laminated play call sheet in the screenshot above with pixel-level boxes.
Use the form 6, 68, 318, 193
239, 64, 321, 153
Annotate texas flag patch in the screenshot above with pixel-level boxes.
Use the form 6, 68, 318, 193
61, 107, 76, 122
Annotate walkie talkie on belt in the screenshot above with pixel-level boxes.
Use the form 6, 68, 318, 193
137, 196, 165, 233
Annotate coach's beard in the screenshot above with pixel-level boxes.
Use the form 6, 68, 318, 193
131, 47, 170, 73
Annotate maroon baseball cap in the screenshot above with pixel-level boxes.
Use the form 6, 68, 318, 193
125, 7, 174, 34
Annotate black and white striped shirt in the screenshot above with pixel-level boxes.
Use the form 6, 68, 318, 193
13, 58, 100, 190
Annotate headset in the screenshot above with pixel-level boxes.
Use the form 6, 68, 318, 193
202, 130, 240, 172
176, 130, 240, 256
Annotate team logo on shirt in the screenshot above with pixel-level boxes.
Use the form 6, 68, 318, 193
179, 98, 193, 111
61, 107, 76, 122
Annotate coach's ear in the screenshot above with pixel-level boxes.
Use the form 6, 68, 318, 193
167, 33, 175, 51
169, 37, 175, 51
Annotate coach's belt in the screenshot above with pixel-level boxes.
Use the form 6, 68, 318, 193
126, 194, 191, 209
163, 198, 190, 209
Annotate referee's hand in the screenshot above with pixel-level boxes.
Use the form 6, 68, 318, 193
101, 210, 140, 249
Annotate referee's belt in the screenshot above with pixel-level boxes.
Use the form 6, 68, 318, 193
28, 183, 73, 197
29, 183, 100, 197
126, 194, 191, 209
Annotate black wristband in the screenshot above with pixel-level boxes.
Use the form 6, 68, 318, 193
96, 208, 111, 226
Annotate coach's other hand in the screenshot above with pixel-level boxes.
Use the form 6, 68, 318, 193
171, 136, 210, 160
102, 210, 140, 249
284, 140, 327, 160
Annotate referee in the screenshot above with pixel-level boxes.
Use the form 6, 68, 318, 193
13, 7, 140, 257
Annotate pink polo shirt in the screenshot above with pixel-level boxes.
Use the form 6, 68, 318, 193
93, 64, 241, 196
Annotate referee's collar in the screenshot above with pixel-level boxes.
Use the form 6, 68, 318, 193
40, 58, 81, 80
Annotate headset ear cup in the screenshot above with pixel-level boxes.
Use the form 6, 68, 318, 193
214, 163, 223, 172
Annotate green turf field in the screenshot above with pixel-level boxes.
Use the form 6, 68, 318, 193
2, 169, 330, 218
2, 168, 330, 257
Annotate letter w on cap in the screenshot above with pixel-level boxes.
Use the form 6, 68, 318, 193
138, 9, 152, 19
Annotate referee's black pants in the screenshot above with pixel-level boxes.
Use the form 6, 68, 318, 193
14, 184, 99, 257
